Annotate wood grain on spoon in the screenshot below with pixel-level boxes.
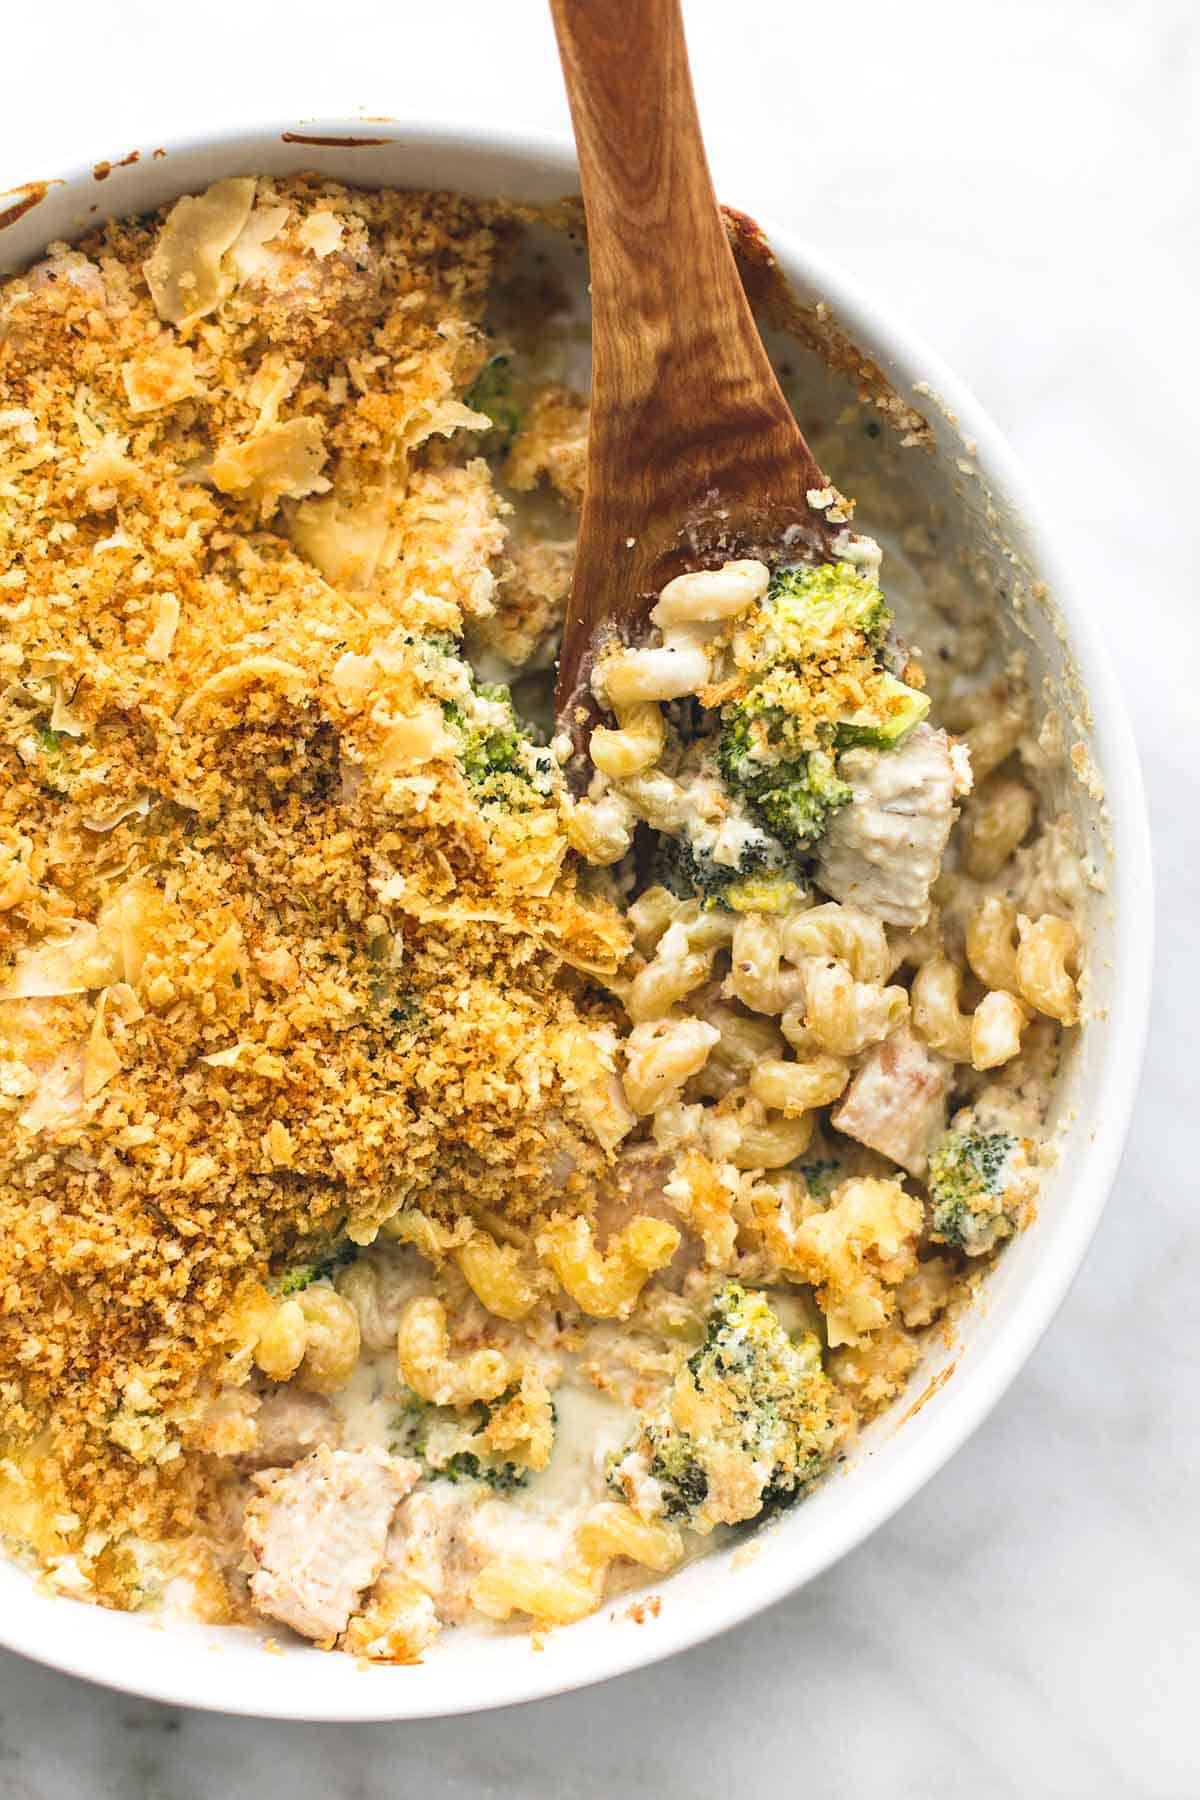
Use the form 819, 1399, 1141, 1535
550, 0, 841, 755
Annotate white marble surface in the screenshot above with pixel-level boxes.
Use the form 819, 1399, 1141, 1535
0, 0, 1196, 1794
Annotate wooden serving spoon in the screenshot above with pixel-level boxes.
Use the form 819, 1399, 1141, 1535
549, 0, 842, 761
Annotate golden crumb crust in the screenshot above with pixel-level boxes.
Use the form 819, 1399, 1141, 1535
0, 176, 614, 1556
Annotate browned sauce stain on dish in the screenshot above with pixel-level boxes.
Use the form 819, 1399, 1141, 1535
0, 179, 63, 233
722, 203, 934, 448
281, 132, 390, 148
93, 150, 140, 181
152, 148, 167, 159
541, 192, 932, 448
898, 1361, 957, 1427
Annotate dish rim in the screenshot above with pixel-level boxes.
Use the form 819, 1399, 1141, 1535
0, 114, 1153, 1719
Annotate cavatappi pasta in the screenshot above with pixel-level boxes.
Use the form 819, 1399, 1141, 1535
0, 176, 1085, 1661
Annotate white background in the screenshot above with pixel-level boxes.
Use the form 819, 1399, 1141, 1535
0, 1, 1196, 1795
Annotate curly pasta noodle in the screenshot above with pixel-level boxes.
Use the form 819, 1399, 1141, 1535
396, 1297, 512, 1408
536, 1214, 681, 1318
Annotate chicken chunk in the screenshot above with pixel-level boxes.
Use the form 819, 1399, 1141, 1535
26, 252, 106, 304
227, 207, 381, 353
591, 1145, 677, 1242
244, 1446, 418, 1643
831, 1024, 952, 1177
817, 724, 961, 928
242, 1388, 341, 1470
2, 253, 109, 364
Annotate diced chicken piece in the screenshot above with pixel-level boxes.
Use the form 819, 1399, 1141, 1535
585, 1146, 704, 1291
3, 253, 108, 364
391, 1487, 487, 1626
26, 252, 106, 305
244, 1445, 418, 1643
242, 1388, 341, 1469
831, 1024, 952, 1177
236, 242, 380, 353
591, 1146, 677, 1242
817, 724, 960, 928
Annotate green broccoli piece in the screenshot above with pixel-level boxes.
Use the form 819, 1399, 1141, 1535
418, 631, 463, 661
654, 829, 796, 912
442, 677, 556, 804
643, 1435, 711, 1517
797, 1158, 844, 1201
834, 672, 930, 749
437, 1451, 529, 1494
927, 1124, 1028, 1256
33, 722, 78, 795
763, 560, 890, 656
608, 1281, 844, 1532
719, 701, 852, 855
389, 1397, 432, 1458
716, 556, 929, 846
443, 697, 524, 785
739, 747, 851, 851
276, 1239, 358, 1297
464, 355, 522, 451
388, 1395, 529, 1492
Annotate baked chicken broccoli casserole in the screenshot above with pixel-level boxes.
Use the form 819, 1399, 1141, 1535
0, 176, 1085, 1658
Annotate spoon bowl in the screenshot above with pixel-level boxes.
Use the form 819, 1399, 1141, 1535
550, 0, 843, 753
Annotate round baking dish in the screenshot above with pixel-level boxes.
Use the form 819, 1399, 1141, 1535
0, 120, 1152, 1719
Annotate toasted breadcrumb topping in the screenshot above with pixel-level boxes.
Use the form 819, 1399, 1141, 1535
0, 178, 617, 1556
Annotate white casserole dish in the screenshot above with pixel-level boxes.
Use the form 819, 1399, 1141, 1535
0, 119, 1151, 1719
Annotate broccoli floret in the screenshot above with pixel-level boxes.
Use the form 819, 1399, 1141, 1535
388, 1396, 529, 1492
797, 1157, 843, 1201
834, 672, 930, 749
389, 1397, 432, 1457
927, 1125, 1028, 1256
764, 560, 890, 655
437, 1451, 529, 1494
654, 829, 796, 912
442, 677, 556, 804
419, 630, 462, 661
443, 698, 524, 785
608, 1281, 844, 1532
719, 701, 852, 855
739, 747, 851, 852
464, 355, 522, 451
716, 559, 926, 839
644, 1434, 710, 1516
716, 559, 929, 849
33, 722, 78, 795
276, 1238, 359, 1297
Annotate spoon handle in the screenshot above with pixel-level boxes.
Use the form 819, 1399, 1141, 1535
549, 0, 826, 721
550, 0, 758, 407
